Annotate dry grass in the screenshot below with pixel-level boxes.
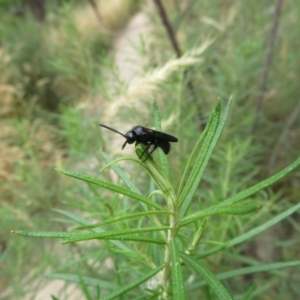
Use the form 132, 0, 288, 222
105, 40, 213, 120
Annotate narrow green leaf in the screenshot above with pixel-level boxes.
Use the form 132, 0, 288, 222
179, 203, 260, 227
62, 226, 170, 243
177, 107, 213, 197
180, 253, 233, 300
171, 240, 185, 300
78, 268, 93, 300
102, 264, 164, 300
217, 260, 300, 281
187, 220, 207, 254
56, 169, 163, 210
226, 202, 300, 248
153, 99, 170, 179
53, 209, 130, 251
74, 210, 171, 230
178, 102, 221, 205
13, 231, 164, 245
101, 152, 142, 194
13, 230, 83, 239
199, 202, 300, 258
179, 101, 222, 215
101, 235, 165, 244
217, 155, 300, 207
100, 157, 143, 172
188, 261, 300, 288
14, 226, 169, 245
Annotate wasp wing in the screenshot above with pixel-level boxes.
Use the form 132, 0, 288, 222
136, 126, 178, 142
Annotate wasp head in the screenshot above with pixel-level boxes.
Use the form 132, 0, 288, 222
122, 130, 136, 149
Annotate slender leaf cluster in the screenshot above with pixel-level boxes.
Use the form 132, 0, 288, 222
14, 100, 300, 299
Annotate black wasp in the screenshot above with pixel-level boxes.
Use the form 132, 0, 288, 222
100, 124, 178, 161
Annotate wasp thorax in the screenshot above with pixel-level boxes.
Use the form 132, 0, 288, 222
125, 131, 136, 144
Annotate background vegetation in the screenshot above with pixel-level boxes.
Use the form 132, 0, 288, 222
0, 0, 299, 299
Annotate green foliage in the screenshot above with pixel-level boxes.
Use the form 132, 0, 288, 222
14, 101, 300, 299
0, 1, 109, 113
1, 1, 300, 299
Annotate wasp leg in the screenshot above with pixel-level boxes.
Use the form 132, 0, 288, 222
148, 141, 158, 156
138, 143, 152, 161
142, 140, 159, 162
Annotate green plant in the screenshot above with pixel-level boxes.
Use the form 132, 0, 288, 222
14, 100, 300, 299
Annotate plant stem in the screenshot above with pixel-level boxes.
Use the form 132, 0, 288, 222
137, 145, 179, 298
153, 0, 199, 120
153, 0, 181, 58
251, 0, 283, 133
162, 209, 178, 299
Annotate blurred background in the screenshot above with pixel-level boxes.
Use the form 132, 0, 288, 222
0, 0, 299, 299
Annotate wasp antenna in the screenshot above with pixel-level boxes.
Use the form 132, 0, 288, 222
121, 140, 128, 150
100, 124, 126, 138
